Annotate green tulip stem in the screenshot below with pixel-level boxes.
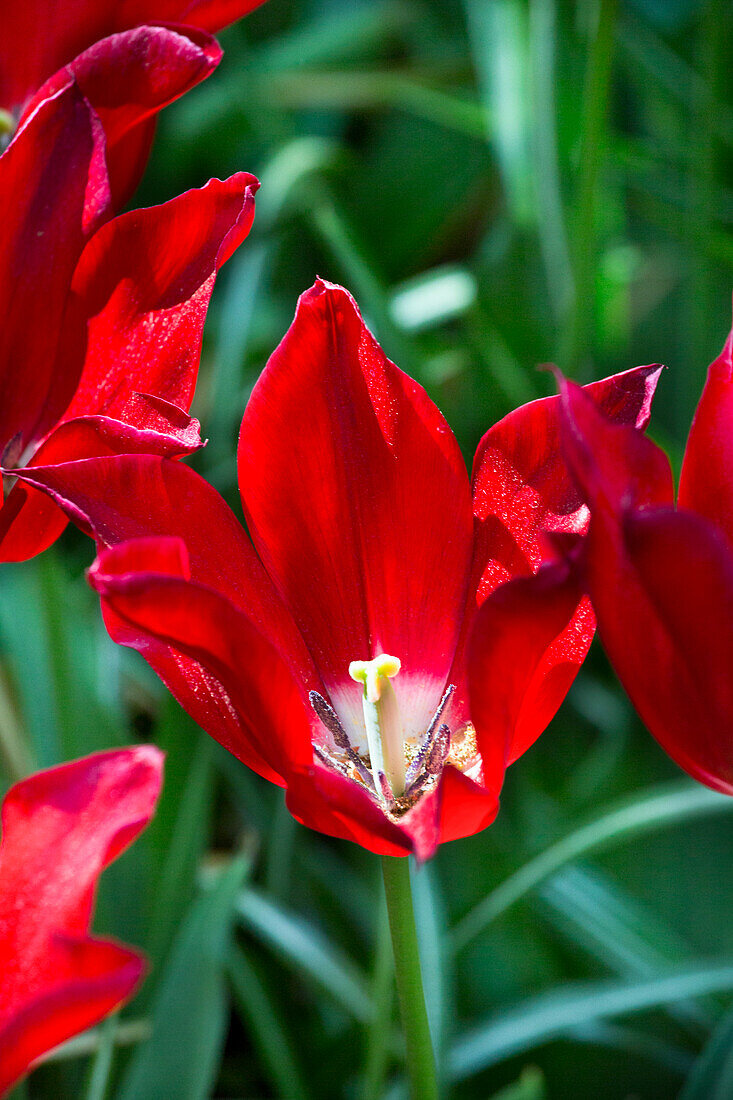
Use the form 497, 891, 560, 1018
381, 854, 438, 1100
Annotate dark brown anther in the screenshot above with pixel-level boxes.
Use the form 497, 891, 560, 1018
404, 684, 455, 788
309, 690, 376, 791
309, 691, 349, 746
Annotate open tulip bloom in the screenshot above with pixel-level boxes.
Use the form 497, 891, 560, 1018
18, 280, 663, 861
0, 28, 258, 562
556, 314, 733, 796
0, 746, 163, 1096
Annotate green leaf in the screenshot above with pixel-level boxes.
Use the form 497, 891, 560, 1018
451, 782, 733, 951
488, 1067, 545, 1100
236, 886, 373, 1023
449, 962, 733, 1081
228, 943, 309, 1100
118, 855, 250, 1100
680, 1003, 733, 1100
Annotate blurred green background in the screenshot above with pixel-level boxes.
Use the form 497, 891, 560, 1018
4, 0, 733, 1096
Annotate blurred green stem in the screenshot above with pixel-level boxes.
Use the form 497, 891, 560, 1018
563, 0, 618, 374
381, 855, 438, 1100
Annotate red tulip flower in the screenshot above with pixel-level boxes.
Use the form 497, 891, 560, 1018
17, 283, 661, 858
0, 57, 258, 562
0, 746, 163, 1096
556, 316, 733, 794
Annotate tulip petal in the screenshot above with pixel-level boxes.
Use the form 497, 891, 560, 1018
556, 373, 674, 515
0, 746, 162, 1094
0, 81, 109, 459
0, 0, 258, 112
285, 766, 414, 857
88, 539, 315, 785
45, 172, 258, 443
14, 455, 312, 680
470, 364, 664, 601
238, 280, 474, 745
607, 508, 733, 793
553, 375, 733, 787
0, 403, 202, 564
468, 556, 592, 777
23, 26, 222, 207
679, 319, 733, 548
437, 765, 500, 846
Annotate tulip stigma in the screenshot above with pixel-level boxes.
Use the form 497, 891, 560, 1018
349, 654, 405, 800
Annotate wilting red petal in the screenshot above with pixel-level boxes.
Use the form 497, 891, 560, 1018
89, 539, 314, 784
0, 747, 162, 1094
238, 280, 474, 743
468, 556, 592, 782
679, 320, 733, 548
42, 172, 258, 443
23, 27, 222, 207
0, 81, 109, 459
0, 0, 262, 112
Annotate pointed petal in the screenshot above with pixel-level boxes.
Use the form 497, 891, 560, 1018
23, 26, 222, 207
238, 281, 474, 741
468, 556, 592, 780
88, 539, 314, 785
679, 318, 733, 546
0, 81, 109, 458
46, 172, 258, 442
0, 746, 162, 1093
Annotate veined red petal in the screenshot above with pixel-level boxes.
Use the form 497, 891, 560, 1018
468, 556, 592, 782
46, 173, 258, 440
88, 540, 314, 784
22, 26, 222, 206
0, 81, 110, 459
238, 280, 474, 744
0, 747, 162, 1094
679, 318, 733, 547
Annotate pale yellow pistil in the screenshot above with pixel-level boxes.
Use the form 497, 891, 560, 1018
348, 653, 405, 801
